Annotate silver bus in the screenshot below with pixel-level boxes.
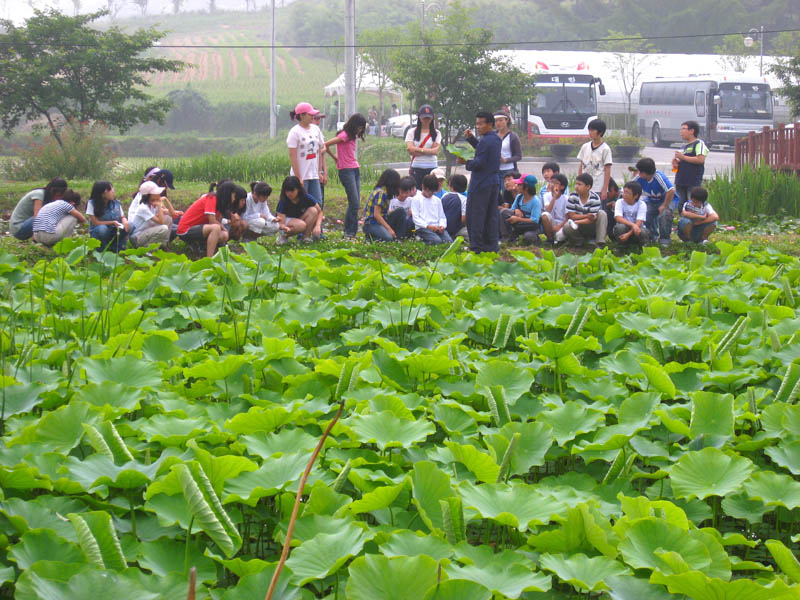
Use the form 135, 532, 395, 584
638, 75, 773, 146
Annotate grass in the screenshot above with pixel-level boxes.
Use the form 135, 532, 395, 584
706, 165, 800, 220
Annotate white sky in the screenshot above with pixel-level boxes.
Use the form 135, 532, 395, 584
1, 0, 283, 24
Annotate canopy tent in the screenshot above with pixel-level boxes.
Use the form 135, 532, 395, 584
322, 70, 403, 127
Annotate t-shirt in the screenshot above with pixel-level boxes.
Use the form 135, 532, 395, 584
683, 201, 716, 219
566, 191, 602, 217
130, 202, 161, 231
545, 193, 569, 225
177, 193, 220, 235
127, 192, 142, 221
441, 192, 466, 237
287, 123, 324, 181
10, 189, 45, 236
243, 192, 276, 222
675, 138, 709, 187
576, 141, 613, 194
510, 193, 541, 223
405, 127, 440, 169
388, 196, 413, 213
634, 171, 675, 207
276, 193, 317, 220
364, 188, 391, 225
33, 200, 75, 233
614, 198, 647, 224
411, 193, 447, 229
335, 131, 359, 169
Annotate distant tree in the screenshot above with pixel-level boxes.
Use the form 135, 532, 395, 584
105, 0, 123, 19
208, 0, 217, 12
131, 0, 148, 16
359, 26, 400, 132
390, 2, 531, 155
171, 0, 185, 14
165, 86, 212, 131
771, 52, 800, 119
0, 9, 184, 148
600, 31, 658, 131
771, 31, 800, 57
713, 34, 755, 73
70, 0, 81, 15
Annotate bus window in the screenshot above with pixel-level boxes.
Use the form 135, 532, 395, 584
695, 90, 706, 117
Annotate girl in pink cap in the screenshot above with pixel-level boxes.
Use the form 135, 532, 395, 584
287, 102, 327, 213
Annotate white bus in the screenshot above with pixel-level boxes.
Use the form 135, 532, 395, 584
526, 72, 607, 138
638, 75, 773, 147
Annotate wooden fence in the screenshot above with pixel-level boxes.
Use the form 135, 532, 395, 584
735, 123, 800, 172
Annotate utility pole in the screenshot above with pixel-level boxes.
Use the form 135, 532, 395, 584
269, 0, 277, 139
344, 0, 356, 119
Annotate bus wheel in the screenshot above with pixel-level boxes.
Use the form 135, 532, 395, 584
652, 123, 667, 148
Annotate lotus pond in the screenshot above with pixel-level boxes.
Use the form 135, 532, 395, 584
1, 238, 800, 599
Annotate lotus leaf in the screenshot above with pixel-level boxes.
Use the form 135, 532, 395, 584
539, 552, 629, 592
689, 392, 735, 440
286, 523, 368, 585
379, 529, 453, 560
346, 554, 441, 600
347, 410, 435, 451
422, 579, 491, 600
669, 447, 755, 500
651, 568, 799, 600
540, 401, 605, 445
410, 461, 454, 534
743, 470, 800, 509
8, 529, 86, 570
458, 480, 560, 531
446, 543, 551, 598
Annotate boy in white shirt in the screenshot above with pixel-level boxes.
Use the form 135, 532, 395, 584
612, 181, 648, 245
411, 174, 452, 245
540, 173, 569, 245
577, 119, 612, 202
678, 186, 718, 244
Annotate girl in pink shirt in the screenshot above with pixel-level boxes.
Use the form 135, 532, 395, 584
325, 113, 366, 239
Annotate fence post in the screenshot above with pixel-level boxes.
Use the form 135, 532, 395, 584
735, 137, 742, 172
748, 130, 756, 167
794, 122, 800, 172
761, 126, 771, 169
777, 123, 785, 167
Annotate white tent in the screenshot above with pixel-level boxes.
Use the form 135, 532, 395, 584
323, 70, 403, 126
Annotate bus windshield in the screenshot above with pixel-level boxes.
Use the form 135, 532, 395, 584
718, 83, 772, 119
532, 84, 596, 116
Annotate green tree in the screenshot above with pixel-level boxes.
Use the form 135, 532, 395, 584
771, 52, 800, 119
0, 9, 184, 148
390, 2, 532, 156
713, 34, 756, 73
358, 26, 401, 131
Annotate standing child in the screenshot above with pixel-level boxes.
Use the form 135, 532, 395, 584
87, 181, 129, 252
32, 189, 86, 247
287, 102, 327, 204
563, 173, 607, 246
130, 181, 172, 249
612, 181, 648, 245
411, 174, 452, 245
678, 187, 718, 244
325, 113, 366, 239
243, 181, 280, 238
577, 119, 612, 203
540, 173, 570, 244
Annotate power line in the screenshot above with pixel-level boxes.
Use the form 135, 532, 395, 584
1, 27, 800, 49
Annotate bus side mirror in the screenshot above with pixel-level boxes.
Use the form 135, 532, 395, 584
713, 95, 720, 105
598, 82, 606, 96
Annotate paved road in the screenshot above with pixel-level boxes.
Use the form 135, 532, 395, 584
389, 143, 734, 183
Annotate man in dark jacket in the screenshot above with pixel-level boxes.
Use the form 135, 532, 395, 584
459, 111, 501, 253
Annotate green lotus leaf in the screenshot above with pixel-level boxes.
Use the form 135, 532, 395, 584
80, 355, 162, 388
138, 414, 211, 446
241, 429, 319, 459
433, 403, 481, 436
224, 406, 292, 436
475, 359, 534, 403
445, 544, 551, 598
138, 538, 217, 582
347, 410, 435, 451
61, 455, 163, 491
8, 401, 98, 453
765, 440, 800, 475
409, 461, 454, 534
743, 470, 800, 509
605, 574, 675, 600
539, 401, 605, 446
183, 354, 248, 381
539, 552, 629, 592
444, 441, 500, 482
279, 299, 337, 329
75, 382, 144, 416
689, 392, 734, 440
67, 511, 126, 570
0, 496, 82, 541
379, 529, 453, 561
486, 421, 553, 475
639, 362, 677, 398
651, 568, 799, 600
346, 554, 440, 600
286, 522, 368, 585
303, 479, 351, 516
422, 579, 490, 600
222, 452, 313, 506
669, 447, 755, 500
458, 480, 559, 531
0, 383, 44, 418
218, 564, 301, 600
525, 334, 600, 359
338, 481, 407, 516
14, 567, 163, 600
8, 529, 86, 570
647, 322, 706, 349
765, 539, 800, 584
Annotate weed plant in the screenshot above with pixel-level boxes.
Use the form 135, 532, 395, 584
707, 165, 800, 220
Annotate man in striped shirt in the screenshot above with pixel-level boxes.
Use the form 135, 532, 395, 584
563, 173, 607, 246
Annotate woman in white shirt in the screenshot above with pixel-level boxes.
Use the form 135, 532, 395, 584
405, 104, 441, 190
287, 102, 327, 207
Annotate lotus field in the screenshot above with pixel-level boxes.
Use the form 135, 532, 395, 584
3, 238, 800, 600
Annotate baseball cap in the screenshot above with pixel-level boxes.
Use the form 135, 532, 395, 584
294, 102, 320, 116
154, 169, 175, 189
431, 168, 446, 179
418, 104, 434, 118
139, 181, 165, 196
513, 174, 538, 187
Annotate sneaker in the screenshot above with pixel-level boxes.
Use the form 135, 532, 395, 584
276, 233, 289, 246
701, 239, 709, 245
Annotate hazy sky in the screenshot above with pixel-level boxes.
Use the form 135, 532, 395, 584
1, 1, 282, 24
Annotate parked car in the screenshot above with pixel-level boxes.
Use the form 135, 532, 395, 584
384, 114, 416, 138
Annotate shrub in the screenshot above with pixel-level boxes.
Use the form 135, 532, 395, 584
5, 124, 116, 181
706, 164, 800, 220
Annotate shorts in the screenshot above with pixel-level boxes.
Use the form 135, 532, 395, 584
177, 225, 205, 242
